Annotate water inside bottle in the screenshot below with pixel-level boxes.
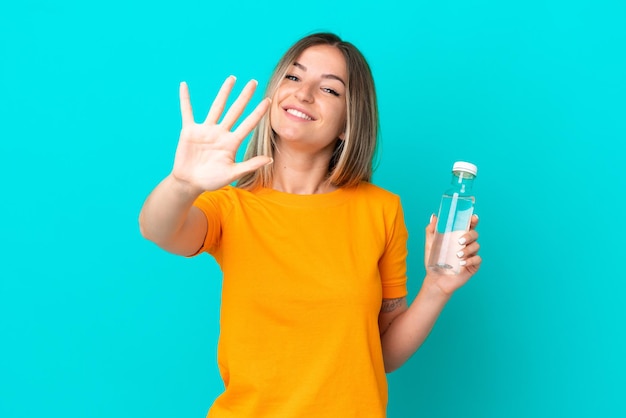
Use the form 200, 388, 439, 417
429, 195, 474, 274
435, 195, 475, 234
429, 230, 467, 273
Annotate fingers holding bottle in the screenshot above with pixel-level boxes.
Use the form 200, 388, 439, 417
457, 223, 481, 274
459, 253, 482, 275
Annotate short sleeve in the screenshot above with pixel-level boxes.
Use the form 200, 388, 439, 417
378, 196, 409, 299
188, 187, 232, 257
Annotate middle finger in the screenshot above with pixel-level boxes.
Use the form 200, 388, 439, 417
218, 79, 259, 130
205, 75, 237, 125
459, 229, 479, 246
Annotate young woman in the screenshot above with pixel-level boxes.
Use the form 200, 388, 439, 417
139, 32, 481, 418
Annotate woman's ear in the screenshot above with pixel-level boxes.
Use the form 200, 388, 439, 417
339, 131, 346, 140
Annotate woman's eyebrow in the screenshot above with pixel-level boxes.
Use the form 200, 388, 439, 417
293, 62, 346, 86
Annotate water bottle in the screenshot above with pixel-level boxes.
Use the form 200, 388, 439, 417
428, 161, 478, 275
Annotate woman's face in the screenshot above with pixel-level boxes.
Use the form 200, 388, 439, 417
270, 44, 348, 155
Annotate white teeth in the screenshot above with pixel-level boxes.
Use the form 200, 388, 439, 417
286, 108, 312, 120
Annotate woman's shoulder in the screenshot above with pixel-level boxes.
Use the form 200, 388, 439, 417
353, 181, 401, 202
343, 182, 404, 214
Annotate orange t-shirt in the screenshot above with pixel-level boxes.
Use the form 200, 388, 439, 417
192, 182, 408, 418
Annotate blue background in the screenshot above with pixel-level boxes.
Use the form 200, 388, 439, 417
1, 0, 625, 417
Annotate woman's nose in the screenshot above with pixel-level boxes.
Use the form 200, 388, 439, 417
294, 83, 314, 103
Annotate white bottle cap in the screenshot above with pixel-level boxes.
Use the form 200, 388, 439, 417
452, 161, 478, 176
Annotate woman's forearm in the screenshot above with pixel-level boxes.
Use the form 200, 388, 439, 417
138, 174, 205, 253
381, 281, 451, 372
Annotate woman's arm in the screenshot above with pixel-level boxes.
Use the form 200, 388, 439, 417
139, 77, 271, 255
379, 286, 449, 373
139, 174, 208, 256
379, 215, 481, 372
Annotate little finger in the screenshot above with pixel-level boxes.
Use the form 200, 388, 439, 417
459, 254, 482, 272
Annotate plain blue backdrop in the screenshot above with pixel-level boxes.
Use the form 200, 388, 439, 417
1, 0, 625, 417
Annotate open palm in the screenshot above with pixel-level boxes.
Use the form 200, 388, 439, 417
172, 76, 271, 194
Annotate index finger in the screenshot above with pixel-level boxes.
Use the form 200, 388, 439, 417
179, 81, 194, 126
469, 213, 479, 230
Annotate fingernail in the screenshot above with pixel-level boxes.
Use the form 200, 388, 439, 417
474, 214, 479, 221
456, 250, 464, 258
459, 260, 467, 266
458, 237, 467, 245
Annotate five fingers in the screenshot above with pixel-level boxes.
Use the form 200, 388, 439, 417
182, 76, 269, 137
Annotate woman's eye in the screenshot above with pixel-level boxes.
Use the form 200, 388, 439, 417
322, 88, 340, 97
285, 74, 299, 81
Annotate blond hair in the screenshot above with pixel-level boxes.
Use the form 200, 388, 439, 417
237, 33, 379, 190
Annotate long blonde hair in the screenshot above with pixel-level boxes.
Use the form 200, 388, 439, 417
237, 33, 379, 190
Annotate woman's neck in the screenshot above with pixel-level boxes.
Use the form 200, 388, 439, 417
271, 152, 337, 195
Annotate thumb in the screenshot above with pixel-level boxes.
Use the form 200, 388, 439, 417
424, 214, 437, 261
233, 156, 273, 179
425, 213, 437, 236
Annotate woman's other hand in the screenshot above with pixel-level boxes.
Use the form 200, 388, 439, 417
423, 214, 482, 296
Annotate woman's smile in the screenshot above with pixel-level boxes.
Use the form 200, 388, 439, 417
284, 106, 315, 121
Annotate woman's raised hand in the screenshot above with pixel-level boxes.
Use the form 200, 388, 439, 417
171, 76, 272, 194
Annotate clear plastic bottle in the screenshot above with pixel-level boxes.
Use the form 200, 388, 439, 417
428, 161, 478, 275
